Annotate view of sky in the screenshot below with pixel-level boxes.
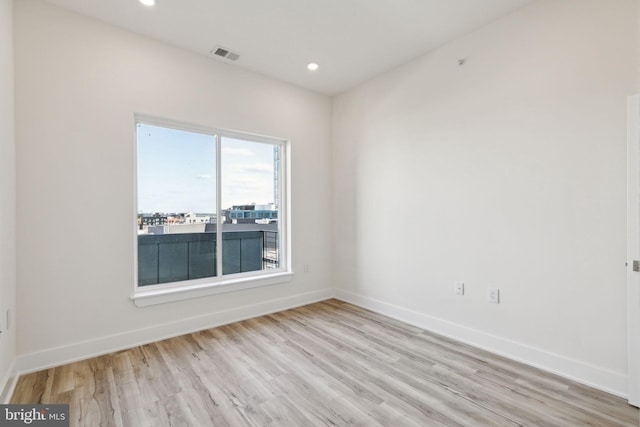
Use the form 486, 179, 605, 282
137, 123, 276, 214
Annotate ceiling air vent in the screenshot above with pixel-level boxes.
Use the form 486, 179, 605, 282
210, 46, 240, 62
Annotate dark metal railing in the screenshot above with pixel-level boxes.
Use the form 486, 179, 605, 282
138, 230, 278, 286
262, 231, 279, 269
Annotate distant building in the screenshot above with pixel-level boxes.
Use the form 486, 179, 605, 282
223, 204, 278, 224
185, 212, 211, 224
273, 146, 280, 208
148, 223, 206, 235
138, 213, 167, 229
166, 214, 185, 225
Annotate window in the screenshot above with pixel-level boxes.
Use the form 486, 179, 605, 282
133, 115, 290, 306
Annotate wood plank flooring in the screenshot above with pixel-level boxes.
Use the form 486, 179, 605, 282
11, 299, 640, 426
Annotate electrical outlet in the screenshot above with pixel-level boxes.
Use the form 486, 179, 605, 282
454, 281, 464, 295
487, 288, 500, 304
303, 264, 310, 273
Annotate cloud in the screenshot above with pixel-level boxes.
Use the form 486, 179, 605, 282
221, 175, 273, 207
197, 174, 214, 179
240, 163, 272, 174
222, 147, 253, 156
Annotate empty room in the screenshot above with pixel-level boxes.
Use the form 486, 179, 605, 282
1, 0, 640, 425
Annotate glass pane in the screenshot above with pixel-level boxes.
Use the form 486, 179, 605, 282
221, 137, 280, 275
137, 123, 217, 286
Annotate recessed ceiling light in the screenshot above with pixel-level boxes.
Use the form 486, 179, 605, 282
140, 0, 155, 6
307, 62, 319, 71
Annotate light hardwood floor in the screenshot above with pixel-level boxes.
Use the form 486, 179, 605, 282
11, 299, 640, 426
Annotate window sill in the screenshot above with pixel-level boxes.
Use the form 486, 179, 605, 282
131, 271, 294, 307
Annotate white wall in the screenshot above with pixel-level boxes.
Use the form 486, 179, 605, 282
0, 0, 16, 402
14, 0, 332, 370
333, 0, 638, 396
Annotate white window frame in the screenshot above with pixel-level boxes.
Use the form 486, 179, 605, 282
131, 114, 292, 307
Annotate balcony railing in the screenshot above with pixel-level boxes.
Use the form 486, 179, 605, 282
138, 230, 277, 286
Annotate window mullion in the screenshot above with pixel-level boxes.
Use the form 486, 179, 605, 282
215, 133, 223, 277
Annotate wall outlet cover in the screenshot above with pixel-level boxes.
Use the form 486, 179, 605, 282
487, 287, 500, 304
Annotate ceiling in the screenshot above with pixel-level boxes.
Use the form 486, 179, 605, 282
40, 0, 535, 95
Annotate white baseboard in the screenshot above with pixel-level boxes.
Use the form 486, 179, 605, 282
334, 289, 628, 399
1, 359, 17, 404
15, 288, 334, 376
